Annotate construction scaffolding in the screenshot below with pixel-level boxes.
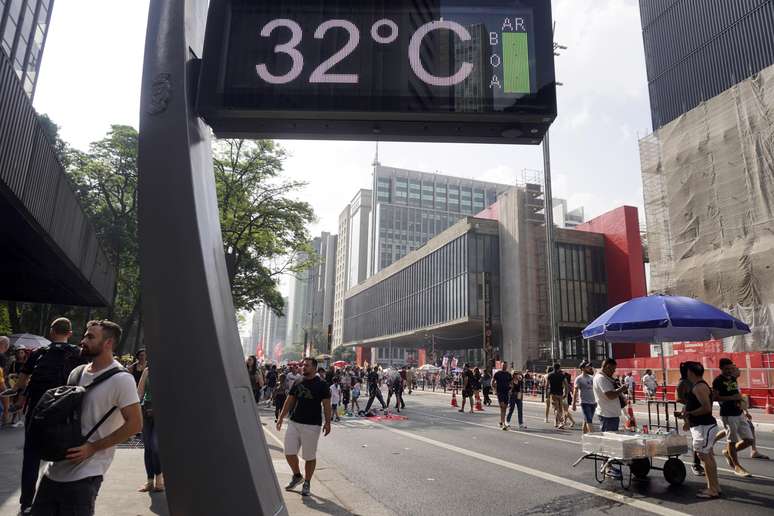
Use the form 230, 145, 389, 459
640, 64, 774, 352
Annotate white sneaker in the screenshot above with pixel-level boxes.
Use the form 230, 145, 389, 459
519, 424, 526, 429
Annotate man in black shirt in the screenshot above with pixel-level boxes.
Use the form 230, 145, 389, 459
277, 357, 332, 497
458, 364, 475, 414
14, 318, 85, 514
712, 358, 753, 477
546, 363, 569, 429
492, 362, 512, 428
362, 367, 387, 414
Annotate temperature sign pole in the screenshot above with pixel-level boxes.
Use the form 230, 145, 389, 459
138, 1, 287, 515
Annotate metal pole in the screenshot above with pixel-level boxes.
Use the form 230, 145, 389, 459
137, 1, 286, 514
543, 131, 559, 362
660, 340, 668, 401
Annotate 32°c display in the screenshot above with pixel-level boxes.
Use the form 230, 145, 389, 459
198, 0, 556, 144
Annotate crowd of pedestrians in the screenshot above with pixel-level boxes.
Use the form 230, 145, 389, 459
4, 323, 770, 510
1, 318, 142, 515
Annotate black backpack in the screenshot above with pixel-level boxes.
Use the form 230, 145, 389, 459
29, 364, 129, 462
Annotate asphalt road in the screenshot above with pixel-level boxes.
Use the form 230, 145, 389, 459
261, 388, 774, 516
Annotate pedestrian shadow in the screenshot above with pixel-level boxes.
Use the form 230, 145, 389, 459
299, 493, 356, 515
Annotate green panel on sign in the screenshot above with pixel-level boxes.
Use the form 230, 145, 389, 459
503, 33, 530, 94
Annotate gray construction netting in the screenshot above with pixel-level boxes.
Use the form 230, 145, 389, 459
640, 64, 774, 352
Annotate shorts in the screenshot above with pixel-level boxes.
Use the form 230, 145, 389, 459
721, 415, 754, 443
462, 389, 473, 398
581, 403, 597, 424
550, 395, 564, 412
690, 423, 719, 455
283, 421, 322, 461
496, 391, 509, 404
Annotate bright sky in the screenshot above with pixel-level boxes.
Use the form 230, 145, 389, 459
34, 0, 651, 241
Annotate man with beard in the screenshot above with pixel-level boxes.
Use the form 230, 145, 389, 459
31, 320, 141, 515
277, 357, 332, 497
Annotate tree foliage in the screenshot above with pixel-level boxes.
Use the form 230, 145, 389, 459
6, 120, 314, 351
65, 125, 142, 351
213, 139, 316, 315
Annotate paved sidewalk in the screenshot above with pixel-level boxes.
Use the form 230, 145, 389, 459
0, 422, 390, 516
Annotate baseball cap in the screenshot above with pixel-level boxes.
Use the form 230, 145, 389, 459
578, 360, 589, 369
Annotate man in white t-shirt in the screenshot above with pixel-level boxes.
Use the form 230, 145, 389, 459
593, 358, 628, 433
32, 320, 141, 516
642, 369, 657, 400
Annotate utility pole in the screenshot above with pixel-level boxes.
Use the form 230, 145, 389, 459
543, 131, 558, 362
544, 25, 567, 363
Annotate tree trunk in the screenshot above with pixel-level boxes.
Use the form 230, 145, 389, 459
7, 301, 20, 333
119, 295, 141, 354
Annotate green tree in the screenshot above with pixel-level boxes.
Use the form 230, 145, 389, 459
213, 139, 316, 315
66, 125, 141, 351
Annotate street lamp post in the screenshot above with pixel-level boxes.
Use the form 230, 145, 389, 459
543, 131, 559, 363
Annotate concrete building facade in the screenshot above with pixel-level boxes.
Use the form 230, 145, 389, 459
1, 0, 115, 307
369, 165, 510, 276
332, 190, 372, 350
342, 184, 646, 369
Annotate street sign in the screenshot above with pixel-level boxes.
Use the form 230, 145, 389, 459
198, 0, 556, 143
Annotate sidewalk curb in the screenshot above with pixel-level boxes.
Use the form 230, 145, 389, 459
414, 388, 774, 432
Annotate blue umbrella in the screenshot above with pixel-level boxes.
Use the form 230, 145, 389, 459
582, 295, 750, 397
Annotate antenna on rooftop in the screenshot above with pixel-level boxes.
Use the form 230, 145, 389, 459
372, 141, 381, 167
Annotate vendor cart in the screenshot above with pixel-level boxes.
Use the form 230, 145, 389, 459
572, 432, 688, 489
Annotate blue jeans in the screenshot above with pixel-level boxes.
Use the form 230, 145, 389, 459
507, 398, 523, 425
142, 416, 162, 478
599, 416, 620, 432
581, 403, 597, 424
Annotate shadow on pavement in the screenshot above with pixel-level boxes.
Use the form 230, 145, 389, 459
299, 493, 357, 515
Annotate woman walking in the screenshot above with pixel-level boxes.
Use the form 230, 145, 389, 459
128, 349, 148, 385
273, 374, 288, 422
246, 356, 260, 402
138, 367, 164, 493
505, 371, 525, 430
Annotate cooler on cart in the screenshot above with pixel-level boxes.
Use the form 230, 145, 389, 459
573, 431, 690, 488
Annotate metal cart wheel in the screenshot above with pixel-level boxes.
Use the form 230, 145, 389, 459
630, 458, 651, 479
662, 457, 686, 485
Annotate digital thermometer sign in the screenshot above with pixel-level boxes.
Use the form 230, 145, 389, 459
198, 0, 556, 144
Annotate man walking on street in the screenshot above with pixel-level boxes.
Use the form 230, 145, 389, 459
362, 367, 386, 414
458, 364, 475, 414
678, 362, 721, 499
624, 372, 636, 404
14, 318, 86, 514
31, 320, 142, 515
572, 361, 597, 434
277, 357, 332, 497
642, 369, 657, 400
546, 364, 569, 429
713, 358, 753, 477
492, 362, 511, 428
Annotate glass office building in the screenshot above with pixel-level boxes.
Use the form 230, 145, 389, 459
370, 165, 509, 275
345, 219, 500, 347
0, 0, 53, 98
